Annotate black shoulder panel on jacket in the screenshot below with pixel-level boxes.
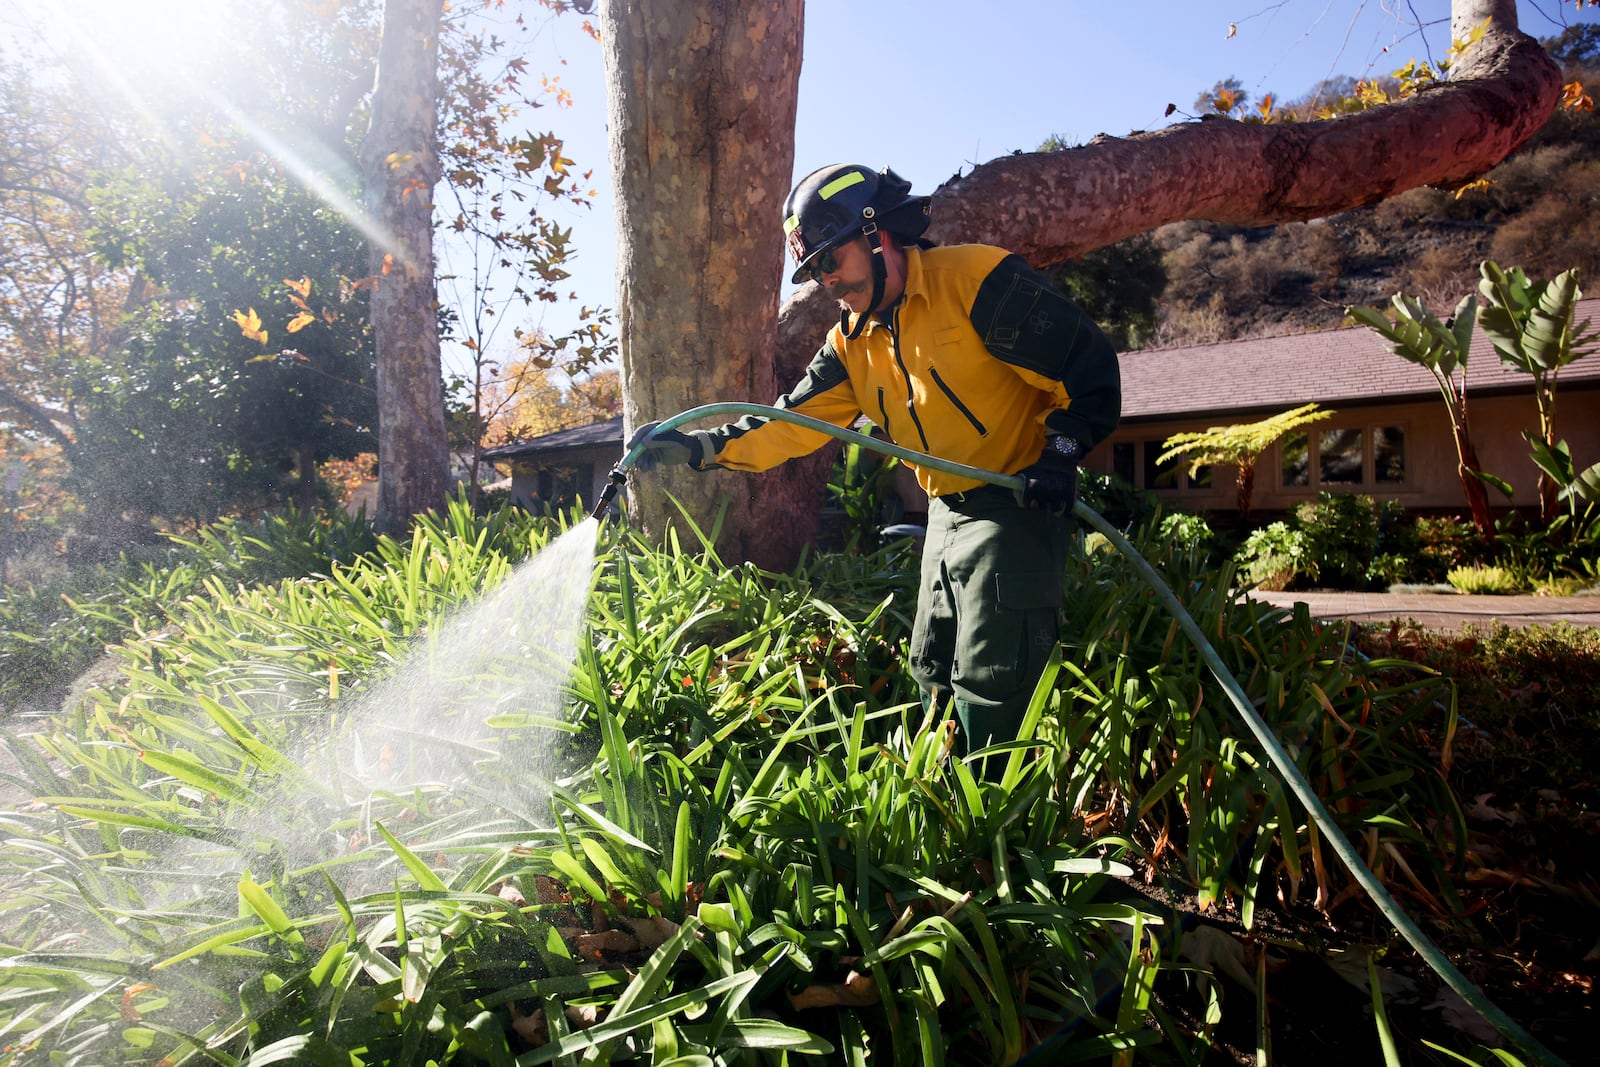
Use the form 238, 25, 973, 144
972, 254, 1105, 377
970, 253, 1122, 449
716, 339, 852, 446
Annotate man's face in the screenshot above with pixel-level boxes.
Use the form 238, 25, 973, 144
814, 236, 875, 314
814, 235, 903, 317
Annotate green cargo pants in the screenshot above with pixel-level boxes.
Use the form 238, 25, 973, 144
908, 484, 1073, 755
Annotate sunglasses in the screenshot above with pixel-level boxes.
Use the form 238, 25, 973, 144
804, 244, 845, 283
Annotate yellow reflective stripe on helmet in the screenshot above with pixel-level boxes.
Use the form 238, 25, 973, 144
819, 171, 866, 200
783, 215, 800, 234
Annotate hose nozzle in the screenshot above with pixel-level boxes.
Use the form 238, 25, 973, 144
589, 465, 629, 522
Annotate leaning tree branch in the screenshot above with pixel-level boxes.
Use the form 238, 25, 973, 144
926, 0, 1559, 263
778, 0, 1558, 321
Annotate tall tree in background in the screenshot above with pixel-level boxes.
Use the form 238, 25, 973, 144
602, 0, 1563, 566
600, 0, 807, 568
436, 14, 614, 509
0, 59, 129, 461
363, 0, 450, 533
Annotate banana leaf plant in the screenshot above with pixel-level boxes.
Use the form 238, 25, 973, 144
1476, 262, 1600, 524
1347, 293, 1504, 540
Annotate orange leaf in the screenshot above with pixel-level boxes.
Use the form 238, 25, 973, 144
283, 276, 312, 299
380, 254, 394, 276
286, 312, 316, 333
121, 982, 156, 1021
231, 308, 268, 345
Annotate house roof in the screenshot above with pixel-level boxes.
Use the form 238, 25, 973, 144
482, 417, 624, 462
1119, 297, 1600, 423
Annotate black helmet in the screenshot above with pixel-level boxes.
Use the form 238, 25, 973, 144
783, 164, 930, 284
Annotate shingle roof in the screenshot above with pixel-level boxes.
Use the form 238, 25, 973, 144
1119, 298, 1600, 423
481, 417, 624, 461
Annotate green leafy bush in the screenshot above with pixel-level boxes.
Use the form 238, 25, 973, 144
1447, 564, 1524, 594
0, 504, 1470, 1064
0, 506, 377, 710
1292, 491, 1403, 590
1234, 520, 1316, 590
1492, 505, 1600, 588
1398, 514, 1482, 584
1157, 509, 1216, 557
1078, 468, 1161, 532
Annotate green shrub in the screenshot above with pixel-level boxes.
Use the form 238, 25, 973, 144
0, 506, 379, 711
1292, 491, 1400, 590
1234, 520, 1316, 590
1493, 505, 1600, 588
1368, 551, 1412, 589
1397, 514, 1482, 584
1078, 468, 1160, 532
1447, 564, 1524, 594
1157, 509, 1215, 556
0, 504, 1468, 1064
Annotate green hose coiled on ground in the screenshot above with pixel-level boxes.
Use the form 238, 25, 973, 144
614, 402, 1563, 1067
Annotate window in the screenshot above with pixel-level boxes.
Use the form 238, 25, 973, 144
1143, 439, 1178, 490
1373, 426, 1406, 484
1280, 423, 1406, 489
1282, 431, 1310, 487
1118, 439, 1213, 493
1112, 442, 1136, 485
1319, 428, 1363, 486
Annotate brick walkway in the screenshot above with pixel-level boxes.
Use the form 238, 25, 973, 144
1250, 590, 1600, 631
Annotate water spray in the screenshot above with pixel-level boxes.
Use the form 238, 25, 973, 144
605, 402, 1562, 1067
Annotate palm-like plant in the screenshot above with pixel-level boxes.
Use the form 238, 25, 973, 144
1157, 403, 1332, 521
1348, 294, 1501, 540
1477, 262, 1600, 523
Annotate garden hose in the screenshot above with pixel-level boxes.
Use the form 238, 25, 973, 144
609, 403, 1563, 1067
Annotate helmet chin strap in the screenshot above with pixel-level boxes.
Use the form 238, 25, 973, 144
840, 224, 886, 341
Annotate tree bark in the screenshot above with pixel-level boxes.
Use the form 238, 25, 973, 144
363, 0, 450, 535
601, 0, 805, 569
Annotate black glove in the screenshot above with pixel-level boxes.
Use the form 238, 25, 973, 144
1016, 436, 1082, 511
627, 421, 716, 472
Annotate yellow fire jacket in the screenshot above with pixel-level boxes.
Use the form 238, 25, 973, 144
697, 244, 1121, 497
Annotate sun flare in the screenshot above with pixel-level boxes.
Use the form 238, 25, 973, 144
25, 0, 235, 102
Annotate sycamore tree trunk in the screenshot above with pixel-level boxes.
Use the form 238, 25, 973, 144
607, 0, 1560, 567
363, 0, 450, 535
601, 0, 807, 569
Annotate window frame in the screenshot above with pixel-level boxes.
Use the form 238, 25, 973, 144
1277, 420, 1410, 491
1125, 438, 1227, 497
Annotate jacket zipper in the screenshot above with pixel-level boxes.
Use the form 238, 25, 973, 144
876, 388, 891, 438
929, 367, 988, 436
887, 307, 930, 451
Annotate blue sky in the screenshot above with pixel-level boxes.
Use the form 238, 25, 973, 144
486, 0, 1596, 376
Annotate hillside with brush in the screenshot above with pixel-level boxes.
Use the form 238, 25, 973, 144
1056, 28, 1600, 351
